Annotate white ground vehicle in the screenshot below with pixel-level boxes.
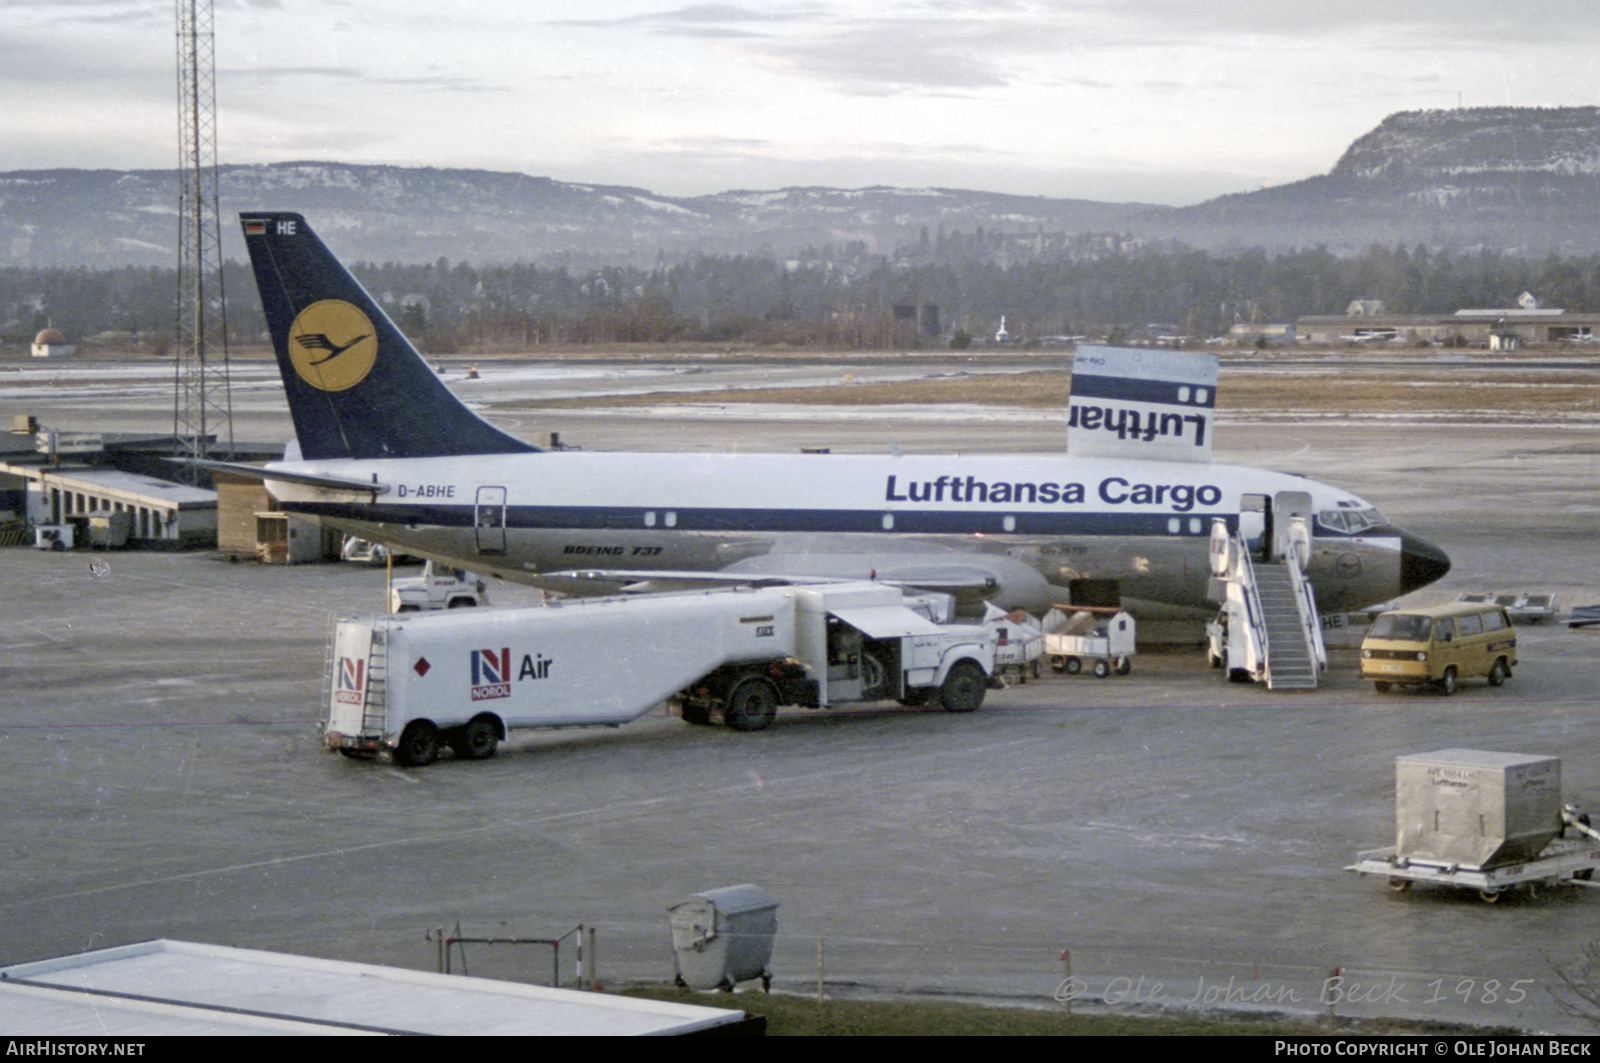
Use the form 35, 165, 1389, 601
341, 536, 389, 565
1042, 608, 1136, 678
34, 523, 72, 550
984, 604, 1044, 683
388, 560, 487, 612
325, 581, 998, 766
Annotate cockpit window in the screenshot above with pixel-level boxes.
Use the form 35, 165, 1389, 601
1368, 613, 1431, 641
1316, 507, 1384, 534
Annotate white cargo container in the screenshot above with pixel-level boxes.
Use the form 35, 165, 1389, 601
325, 581, 997, 766
1394, 749, 1561, 869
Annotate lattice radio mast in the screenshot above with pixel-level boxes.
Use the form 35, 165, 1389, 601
174, 0, 234, 464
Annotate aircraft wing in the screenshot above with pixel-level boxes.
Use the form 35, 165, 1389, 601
713, 554, 1021, 597
547, 567, 996, 589
546, 556, 1023, 609
175, 459, 391, 496
544, 569, 833, 594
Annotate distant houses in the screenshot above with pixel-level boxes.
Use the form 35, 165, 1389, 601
1295, 293, 1596, 347
30, 327, 75, 358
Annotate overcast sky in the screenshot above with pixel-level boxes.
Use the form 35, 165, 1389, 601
6, 0, 1600, 205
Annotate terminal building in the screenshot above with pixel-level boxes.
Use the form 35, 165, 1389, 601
0, 420, 217, 549
0, 416, 327, 558
1296, 293, 1600, 347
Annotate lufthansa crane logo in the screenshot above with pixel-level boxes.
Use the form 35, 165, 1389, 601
287, 300, 378, 391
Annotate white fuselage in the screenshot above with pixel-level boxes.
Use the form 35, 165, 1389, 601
268, 449, 1421, 615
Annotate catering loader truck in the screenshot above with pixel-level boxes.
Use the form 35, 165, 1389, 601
324, 581, 998, 766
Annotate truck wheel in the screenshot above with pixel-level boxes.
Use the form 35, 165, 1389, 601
1115, 656, 1132, 676
724, 677, 779, 732
450, 716, 499, 760
393, 721, 439, 767
939, 660, 986, 713
1436, 666, 1458, 696
1488, 659, 1508, 687
1092, 659, 1110, 679
1064, 656, 1082, 675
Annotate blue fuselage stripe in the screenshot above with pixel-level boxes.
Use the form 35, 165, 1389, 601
286, 501, 1258, 536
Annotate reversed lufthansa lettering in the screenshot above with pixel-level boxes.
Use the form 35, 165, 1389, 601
1068, 403, 1207, 448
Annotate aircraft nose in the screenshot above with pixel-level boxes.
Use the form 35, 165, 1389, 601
1398, 532, 1451, 594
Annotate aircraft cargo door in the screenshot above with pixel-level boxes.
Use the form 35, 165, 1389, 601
1272, 491, 1313, 564
1239, 494, 1268, 559
475, 486, 507, 555
1240, 490, 1313, 563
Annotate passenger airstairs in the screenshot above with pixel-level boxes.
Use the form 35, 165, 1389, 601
1206, 511, 1325, 691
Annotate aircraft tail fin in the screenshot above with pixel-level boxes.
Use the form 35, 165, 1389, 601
240, 212, 538, 460
1067, 345, 1216, 464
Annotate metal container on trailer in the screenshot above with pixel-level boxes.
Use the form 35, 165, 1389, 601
1396, 749, 1562, 870
87, 510, 131, 548
669, 884, 779, 991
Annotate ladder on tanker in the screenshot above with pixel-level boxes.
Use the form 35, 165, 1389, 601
361, 620, 391, 735
1208, 511, 1326, 691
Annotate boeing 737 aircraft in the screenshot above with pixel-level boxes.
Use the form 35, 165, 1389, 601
219, 212, 1449, 616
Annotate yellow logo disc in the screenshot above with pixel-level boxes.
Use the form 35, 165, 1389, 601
287, 300, 378, 391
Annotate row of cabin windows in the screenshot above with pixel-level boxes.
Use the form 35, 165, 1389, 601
880, 512, 1205, 535
632, 510, 1210, 535
645, 510, 1209, 535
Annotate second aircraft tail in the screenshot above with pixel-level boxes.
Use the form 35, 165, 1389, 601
241, 212, 538, 461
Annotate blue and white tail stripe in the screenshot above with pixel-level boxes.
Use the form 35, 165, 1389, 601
1067, 346, 1216, 464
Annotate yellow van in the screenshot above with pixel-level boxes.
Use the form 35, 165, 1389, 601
1360, 602, 1517, 695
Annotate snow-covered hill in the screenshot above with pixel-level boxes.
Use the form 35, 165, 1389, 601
9, 107, 1600, 267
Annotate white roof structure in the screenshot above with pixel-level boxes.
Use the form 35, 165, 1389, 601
0, 940, 752, 1036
